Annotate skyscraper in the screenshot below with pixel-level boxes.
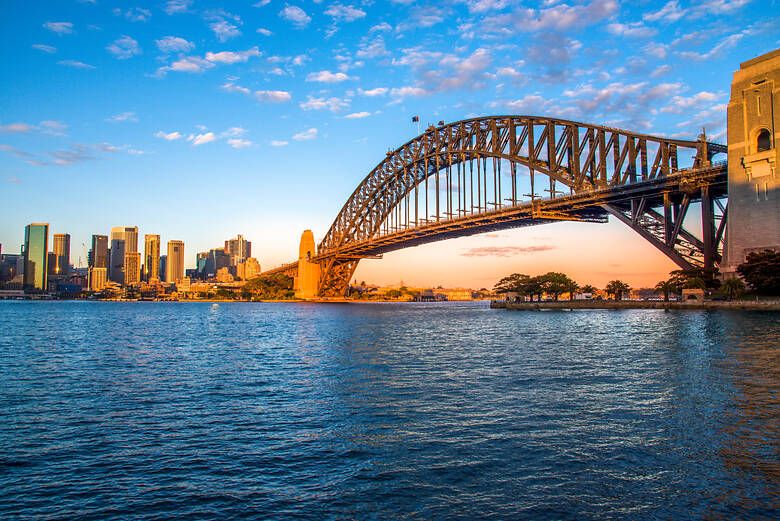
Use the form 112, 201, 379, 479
166, 241, 184, 283
52, 233, 70, 275
143, 234, 160, 282
89, 235, 108, 269
110, 226, 139, 285
23, 223, 48, 290
125, 252, 141, 286
225, 234, 251, 265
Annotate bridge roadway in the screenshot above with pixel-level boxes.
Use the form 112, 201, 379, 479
263, 161, 727, 278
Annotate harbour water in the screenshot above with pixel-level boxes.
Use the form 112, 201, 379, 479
1, 301, 778, 520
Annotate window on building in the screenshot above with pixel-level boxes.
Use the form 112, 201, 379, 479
757, 129, 771, 152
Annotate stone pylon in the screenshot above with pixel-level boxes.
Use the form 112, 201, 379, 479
294, 230, 321, 299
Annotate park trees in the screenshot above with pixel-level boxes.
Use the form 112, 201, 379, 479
654, 279, 676, 301
737, 249, 780, 295
243, 273, 295, 300
721, 277, 746, 299
605, 280, 631, 300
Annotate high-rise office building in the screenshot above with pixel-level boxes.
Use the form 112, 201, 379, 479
88, 267, 107, 291
52, 233, 71, 275
166, 241, 184, 283
23, 223, 49, 290
110, 226, 139, 285
236, 257, 261, 280
125, 252, 141, 286
225, 234, 251, 265
159, 255, 167, 281
89, 235, 108, 269
143, 234, 160, 282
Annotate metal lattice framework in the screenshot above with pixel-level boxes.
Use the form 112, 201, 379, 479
265, 116, 728, 297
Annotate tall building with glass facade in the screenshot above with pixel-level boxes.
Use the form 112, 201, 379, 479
225, 234, 251, 265
166, 240, 184, 283
89, 235, 108, 269
109, 226, 138, 285
23, 223, 49, 290
125, 252, 141, 286
144, 234, 160, 282
52, 233, 70, 275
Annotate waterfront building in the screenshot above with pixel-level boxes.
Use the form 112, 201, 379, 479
159, 255, 167, 281
52, 233, 71, 275
216, 267, 234, 283
144, 234, 160, 282
236, 257, 261, 280
89, 235, 108, 269
110, 226, 139, 285
166, 241, 184, 283
47, 252, 57, 277
88, 267, 107, 291
23, 223, 48, 290
125, 252, 141, 286
225, 235, 251, 265
109, 238, 126, 285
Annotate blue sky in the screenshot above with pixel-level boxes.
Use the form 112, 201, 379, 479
1, 0, 777, 287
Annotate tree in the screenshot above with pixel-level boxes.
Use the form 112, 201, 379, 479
243, 273, 295, 300
721, 277, 746, 300
385, 289, 403, 299
683, 277, 706, 290
669, 268, 720, 293
605, 280, 631, 300
538, 272, 577, 301
654, 279, 676, 301
493, 273, 530, 295
737, 249, 780, 295
579, 284, 597, 296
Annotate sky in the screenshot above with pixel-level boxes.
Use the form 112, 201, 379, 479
1, 0, 778, 289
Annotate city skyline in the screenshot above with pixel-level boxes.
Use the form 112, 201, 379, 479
1, 1, 777, 288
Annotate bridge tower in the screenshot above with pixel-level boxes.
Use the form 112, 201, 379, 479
722, 49, 780, 276
294, 229, 320, 299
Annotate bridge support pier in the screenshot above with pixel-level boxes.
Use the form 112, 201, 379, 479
294, 230, 321, 299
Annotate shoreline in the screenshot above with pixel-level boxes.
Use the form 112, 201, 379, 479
491, 300, 780, 311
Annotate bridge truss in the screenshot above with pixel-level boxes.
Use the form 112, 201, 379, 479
267, 116, 728, 297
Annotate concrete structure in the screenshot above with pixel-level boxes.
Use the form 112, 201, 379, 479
236, 257, 261, 280
88, 267, 107, 291
681, 288, 705, 305
723, 49, 780, 275
89, 235, 108, 269
294, 230, 320, 299
23, 223, 48, 290
166, 240, 185, 283
125, 252, 141, 286
216, 266, 234, 283
52, 233, 70, 275
109, 226, 138, 284
144, 234, 160, 282
225, 234, 251, 265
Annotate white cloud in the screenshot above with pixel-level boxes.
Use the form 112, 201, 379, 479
57, 60, 95, 69
280, 6, 311, 28
505, 94, 547, 112
156, 36, 194, 53
642, 42, 668, 59
325, 3, 366, 22
221, 127, 246, 137
306, 70, 351, 82
357, 87, 388, 96
114, 7, 152, 22
189, 132, 217, 146
0, 123, 33, 133
155, 131, 182, 140
107, 36, 141, 59
650, 64, 671, 78
254, 90, 292, 102
293, 128, 318, 141
370, 22, 392, 32
39, 120, 67, 136
643, 1, 686, 22
211, 21, 241, 42
205, 47, 261, 64
43, 22, 73, 35
467, 0, 511, 13
164, 0, 191, 14
390, 86, 427, 98
164, 56, 215, 73
254, 0, 271, 6
270, 140, 289, 146
299, 96, 350, 112
481, 0, 618, 34
661, 91, 720, 113
227, 138, 252, 148
257, 28, 273, 36
32, 44, 56, 53
344, 111, 371, 119
107, 112, 138, 123
676, 32, 743, 61
606, 22, 657, 38
221, 82, 251, 95
356, 39, 389, 59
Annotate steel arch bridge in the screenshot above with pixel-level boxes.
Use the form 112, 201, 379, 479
264, 115, 728, 297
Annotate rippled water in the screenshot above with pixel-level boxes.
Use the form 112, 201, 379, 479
1, 301, 779, 520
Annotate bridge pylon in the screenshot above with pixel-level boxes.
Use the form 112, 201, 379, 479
294, 230, 320, 299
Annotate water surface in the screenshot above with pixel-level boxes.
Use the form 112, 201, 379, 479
1, 301, 778, 520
